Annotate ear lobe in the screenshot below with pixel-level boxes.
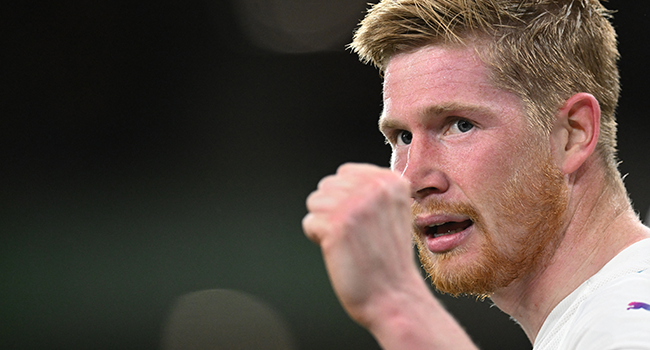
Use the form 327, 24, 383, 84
552, 93, 600, 175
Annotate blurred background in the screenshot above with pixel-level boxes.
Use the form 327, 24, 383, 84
2, 1, 649, 349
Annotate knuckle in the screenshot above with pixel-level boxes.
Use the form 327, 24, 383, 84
305, 192, 318, 211
336, 162, 357, 173
370, 171, 403, 193
316, 174, 334, 189
302, 214, 323, 244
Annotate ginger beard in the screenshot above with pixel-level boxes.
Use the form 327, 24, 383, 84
413, 145, 569, 297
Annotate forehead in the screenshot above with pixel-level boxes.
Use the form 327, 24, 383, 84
381, 44, 525, 123
384, 44, 486, 86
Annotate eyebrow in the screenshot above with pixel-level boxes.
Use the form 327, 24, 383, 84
378, 114, 404, 134
379, 102, 495, 132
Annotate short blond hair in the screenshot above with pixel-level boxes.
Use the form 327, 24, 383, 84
350, 0, 620, 177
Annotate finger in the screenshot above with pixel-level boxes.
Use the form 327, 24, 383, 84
336, 162, 378, 176
305, 189, 339, 212
317, 173, 358, 191
302, 213, 325, 245
308, 178, 365, 212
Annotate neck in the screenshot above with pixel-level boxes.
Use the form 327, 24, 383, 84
490, 164, 650, 343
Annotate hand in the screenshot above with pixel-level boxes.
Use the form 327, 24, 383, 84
302, 163, 421, 326
303, 163, 479, 350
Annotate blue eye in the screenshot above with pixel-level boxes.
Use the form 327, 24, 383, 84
398, 130, 412, 145
458, 120, 473, 132
450, 119, 474, 134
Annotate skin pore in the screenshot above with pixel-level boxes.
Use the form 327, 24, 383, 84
380, 43, 650, 340
381, 44, 568, 296
412, 147, 569, 297
303, 39, 650, 349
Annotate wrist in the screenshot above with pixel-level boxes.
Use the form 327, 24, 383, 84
363, 275, 478, 350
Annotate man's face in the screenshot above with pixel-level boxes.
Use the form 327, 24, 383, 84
380, 44, 568, 296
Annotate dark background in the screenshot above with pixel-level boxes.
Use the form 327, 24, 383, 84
2, 1, 649, 349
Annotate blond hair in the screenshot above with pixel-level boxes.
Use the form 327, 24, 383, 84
350, 0, 621, 177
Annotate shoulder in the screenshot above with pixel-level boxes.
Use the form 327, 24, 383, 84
567, 258, 650, 349
536, 239, 650, 350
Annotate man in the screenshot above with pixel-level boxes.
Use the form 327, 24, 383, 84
302, 0, 650, 349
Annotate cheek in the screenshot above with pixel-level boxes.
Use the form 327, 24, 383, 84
478, 156, 516, 183
449, 143, 520, 196
390, 148, 407, 173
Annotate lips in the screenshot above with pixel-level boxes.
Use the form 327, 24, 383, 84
414, 215, 474, 253
427, 220, 473, 238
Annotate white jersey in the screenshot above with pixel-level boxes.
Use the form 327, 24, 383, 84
534, 238, 650, 350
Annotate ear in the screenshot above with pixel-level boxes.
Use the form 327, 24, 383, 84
550, 93, 600, 175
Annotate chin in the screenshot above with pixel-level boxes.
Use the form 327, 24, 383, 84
416, 233, 521, 297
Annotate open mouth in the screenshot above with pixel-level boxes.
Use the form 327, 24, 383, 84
425, 220, 473, 238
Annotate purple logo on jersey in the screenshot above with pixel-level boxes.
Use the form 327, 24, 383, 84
627, 302, 650, 311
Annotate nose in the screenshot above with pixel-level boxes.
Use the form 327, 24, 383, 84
399, 139, 450, 200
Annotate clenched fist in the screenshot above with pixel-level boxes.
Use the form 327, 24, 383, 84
303, 163, 480, 350
302, 163, 421, 326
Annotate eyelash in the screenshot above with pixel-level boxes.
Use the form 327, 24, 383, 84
397, 130, 412, 145
385, 118, 476, 146
449, 119, 475, 134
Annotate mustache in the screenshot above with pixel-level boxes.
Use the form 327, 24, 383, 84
411, 200, 482, 224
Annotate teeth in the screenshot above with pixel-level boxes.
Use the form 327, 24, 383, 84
433, 228, 463, 238
427, 222, 463, 238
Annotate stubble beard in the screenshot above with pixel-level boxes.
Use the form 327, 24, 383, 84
413, 149, 569, 297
